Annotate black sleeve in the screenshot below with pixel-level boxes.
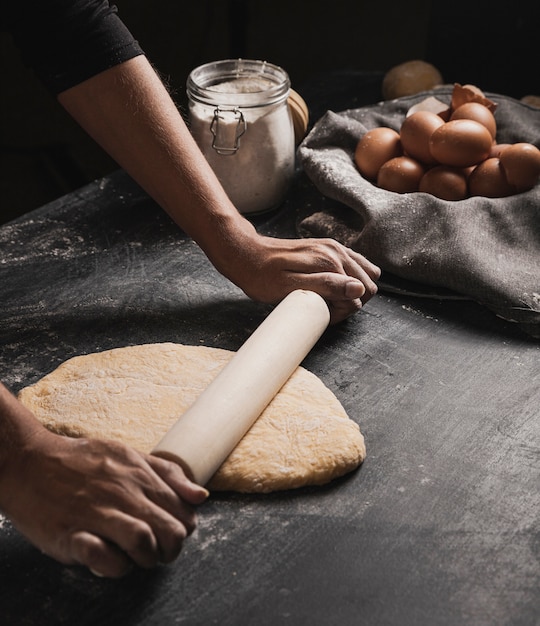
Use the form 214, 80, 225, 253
4, 0, 144, 94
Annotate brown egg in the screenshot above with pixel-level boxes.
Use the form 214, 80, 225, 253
400, 111, 444, 165
468, 158, 516, 197
490, 143, 511, 158
377, 156, 425, 193
450, 102, 497, 139
429, 119, 493, 167
354, 127, 402, 180
419, 165, 468, 200
499, 143, 540, 191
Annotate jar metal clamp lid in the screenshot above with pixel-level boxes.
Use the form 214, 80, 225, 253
210, 107, 247, 155
186, 59, 303, 214
187, 59, 291, 155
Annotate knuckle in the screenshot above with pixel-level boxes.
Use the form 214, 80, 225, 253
366, 280, 379, 296
72, 535, 101, 563
170, 524, 189, 549
314, 248, 342, 271
159, 522, 190, 564
324, 273, 342, 289
183, 510, 198, 536
128, 520, 156, 554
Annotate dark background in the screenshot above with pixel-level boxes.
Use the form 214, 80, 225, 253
1, 0, 539, 225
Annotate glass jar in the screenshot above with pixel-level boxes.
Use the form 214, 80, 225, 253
186, 59, 295, 215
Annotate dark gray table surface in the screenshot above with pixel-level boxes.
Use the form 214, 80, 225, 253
2, 64, 540, 623
1, 164, 539, 626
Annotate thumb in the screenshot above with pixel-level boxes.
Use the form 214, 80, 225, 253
293, 272, 366, 302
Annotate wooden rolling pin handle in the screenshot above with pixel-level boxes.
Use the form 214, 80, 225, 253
151, 290, 330, 485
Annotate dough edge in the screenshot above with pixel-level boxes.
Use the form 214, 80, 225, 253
17, 343, 366, 493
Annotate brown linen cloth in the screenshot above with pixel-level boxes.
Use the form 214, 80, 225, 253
297, 87, 540, 338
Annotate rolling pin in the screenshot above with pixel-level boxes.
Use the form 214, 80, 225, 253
152, 289, 330, 485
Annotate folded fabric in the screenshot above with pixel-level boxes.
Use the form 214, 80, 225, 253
297, 87, 540, 338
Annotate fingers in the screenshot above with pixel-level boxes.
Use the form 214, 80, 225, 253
69, 531, 133, 578
104, 508, 187, 567
341, 251, 381, 302
336, 244, 381, 280
285, 269, 373, 306
328, 298, 363, 325
58, 442, 207, 577
70, 519, 183, 576
273, 238, 381, 306
226, 234, 380, 315
137, 454, 209, 551
98, 454, 207, 567
283, 238, 380, 281
68, 501, 192, 575
324, 243, 381, 299
146, 454, 209, 506
2, 412, 208, 578
286, 273, 362, 323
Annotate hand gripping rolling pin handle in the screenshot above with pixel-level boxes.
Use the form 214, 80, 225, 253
151, 290, 330, 486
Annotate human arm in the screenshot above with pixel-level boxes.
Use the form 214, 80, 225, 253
57, 55, 380, 323
0, 382, 208, 578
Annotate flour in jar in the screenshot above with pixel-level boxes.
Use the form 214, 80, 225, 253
188, 76, 295, 214
208, 76, 274, 93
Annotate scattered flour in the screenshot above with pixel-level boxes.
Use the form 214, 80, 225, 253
401, 304, 439, 322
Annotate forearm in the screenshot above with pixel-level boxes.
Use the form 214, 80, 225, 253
0, 382, 42, 448
57, 55, 255, 267
0, 383, 43, 502
57, 54, 380, 320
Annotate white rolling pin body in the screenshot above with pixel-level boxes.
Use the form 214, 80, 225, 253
152, 290, 330, 485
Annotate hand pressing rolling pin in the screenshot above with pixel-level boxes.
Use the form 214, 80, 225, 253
153, 290, 331, 486
58, 54, 380, 324
0, 380, 209, 578
0, 291, 329, 579
0, 0, 380, 578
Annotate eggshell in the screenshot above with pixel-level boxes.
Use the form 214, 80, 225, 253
450, 102, 497, 139
377, 156, 425, 193
451, 83, 497, 113
419, 165, 468, 200
499, 143, 540, 191
354, 127, 402, 180
407, 96, 451, 120
462, 84, 485, 96
429, 119, 493, 167
400, 111, 444, 165
468, 158, 516, 198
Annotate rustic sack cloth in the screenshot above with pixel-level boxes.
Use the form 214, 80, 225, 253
297, 87, 540, 337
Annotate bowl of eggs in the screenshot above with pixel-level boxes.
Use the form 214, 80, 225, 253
354, 83, 540, 201
296, 81, 540, 334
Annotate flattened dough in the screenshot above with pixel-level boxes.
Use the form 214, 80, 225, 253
18, 343, 365, 493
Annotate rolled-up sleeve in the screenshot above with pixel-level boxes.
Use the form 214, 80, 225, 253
4, 0, 144, 94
